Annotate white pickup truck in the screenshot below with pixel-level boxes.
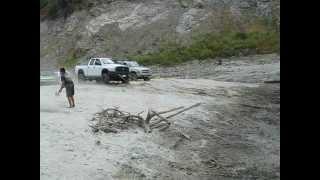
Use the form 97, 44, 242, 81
115, 60, 152, 81
75, 58, 130, 83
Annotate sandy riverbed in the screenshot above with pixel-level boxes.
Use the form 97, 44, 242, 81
41, 57, 280, 180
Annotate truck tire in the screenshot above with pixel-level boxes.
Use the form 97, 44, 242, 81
143, 77, 150, 81
78, 71, 86, 82
102, 72, 110, 84
129, 72, 138, 81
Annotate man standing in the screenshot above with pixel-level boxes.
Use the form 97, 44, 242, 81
57, 68, 75, 108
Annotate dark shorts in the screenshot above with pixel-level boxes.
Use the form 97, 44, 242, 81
65, 83, 74, 97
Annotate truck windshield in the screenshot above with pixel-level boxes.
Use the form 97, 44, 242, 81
127, 61, 139, 67
101, 58, 115, 64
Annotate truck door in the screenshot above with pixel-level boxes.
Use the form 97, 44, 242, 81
88, 59, 95, 76
93, 59, 103, 77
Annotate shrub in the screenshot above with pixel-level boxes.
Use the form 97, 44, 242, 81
130, 30, 279, 66
40, 0, 88, 19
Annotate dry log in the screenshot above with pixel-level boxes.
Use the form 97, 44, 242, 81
137, 111, 144, 116
143, 110, 152, 133
143, 121, 151, 133
157, 106, 184, 115
89, 125, 99, 133
150, 110, 171, 127
166, 103, 201, 119
91, 104, 201, 134
150, 118, 164, 127
239, 103, 264, 109
150, 103, 201, 127
264, 80, 280, 83
101, 108, 125, 117
100, 126, 118, 133
89, 125, 118, 133
145, 109, 153, 124
174, 127, 191, 140
178, 130, 191, 140
151, 122, 171, 129
158, 124, 170, 131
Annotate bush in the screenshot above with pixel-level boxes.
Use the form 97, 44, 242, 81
40, 0, 48, 9
40, 0, 88, 19
59, 48, 87, 68
130, 30, 279, 66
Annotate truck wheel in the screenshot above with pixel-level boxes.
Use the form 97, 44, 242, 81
143, 77, 150, 81
129, 72, 138, 81
78, 72, 86, 82
102, 72, 110, 84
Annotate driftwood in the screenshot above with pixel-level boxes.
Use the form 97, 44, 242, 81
150, 110, 170, 128
239, 103, 264, 109
151, 121, 170, 129
264, 80, 280, 84
157, 106, 185, 115
90, 103, 201, 135
158, 124, 171, 131
89, 125, 118, 133
150, 103, 201, 127
166, 103, 202, 119
175, 127, 191, 140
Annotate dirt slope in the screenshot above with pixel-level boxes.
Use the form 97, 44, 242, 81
40, 0, 280, 69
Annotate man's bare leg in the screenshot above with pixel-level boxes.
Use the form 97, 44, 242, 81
71, 96, 75, 107
67, 97, 72, 108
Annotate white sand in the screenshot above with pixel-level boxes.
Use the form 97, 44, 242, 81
40, 79, 255, 179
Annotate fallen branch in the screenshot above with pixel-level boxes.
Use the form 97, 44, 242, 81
89, 125, 118, 133
89, 125, 99, 133
137, 111, 144, 116
173, 127, 191, 141
151, 121, 170, 129
151, 103, 201, 127
90, 103, 201, 135
99, 126, 118, 133
264, 80, 280, 84
158, 124, 171, 131
145, 109, 153, 124
150, 119, 165, 128
143, 110, 153, 133
150, 110, 171, 128
239, 103, 264, 109
157, 106, 184, 115
166, 103, 201, 119
177, 130, 191, 140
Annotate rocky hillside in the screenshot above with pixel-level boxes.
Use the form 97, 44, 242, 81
40, 0, 280, 70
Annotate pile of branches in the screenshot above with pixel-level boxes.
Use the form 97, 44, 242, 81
90, 103, 201, 134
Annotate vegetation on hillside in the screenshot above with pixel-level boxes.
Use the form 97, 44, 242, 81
128, 17, 279, 66
58, 48, 87, 68
41, 0, 279, 67
40, 0, 88, 19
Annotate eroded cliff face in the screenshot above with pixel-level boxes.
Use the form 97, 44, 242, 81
40, 0, 279, 69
